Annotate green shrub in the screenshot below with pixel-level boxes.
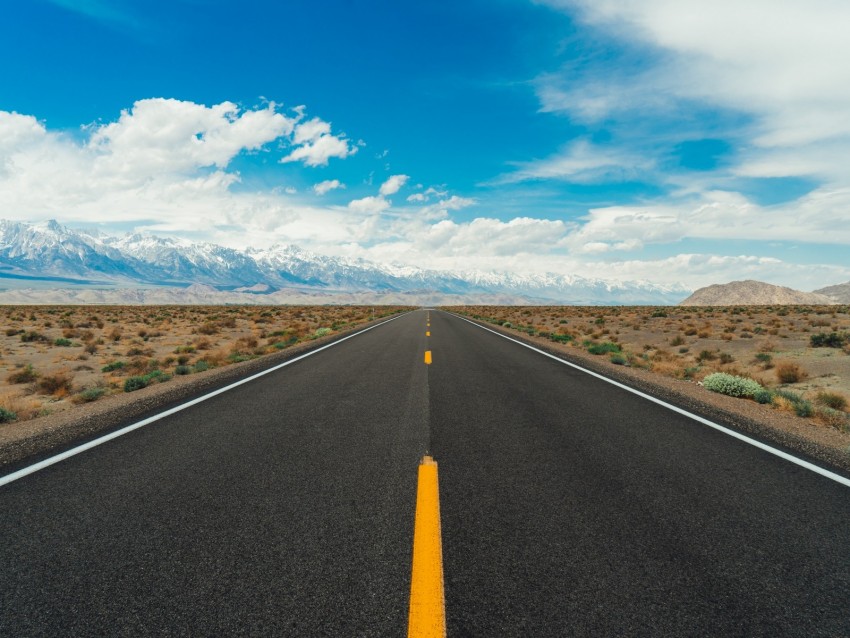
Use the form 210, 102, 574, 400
0, 407, 17, 423
702, 373, 763, 398
697, 350, 717, 362
501, 322, 511, 328
793, 400, 813, 418
53, 338, 73, 347
683, 366, 701, 379
610, 354, 627, 365
549, 334, 573, 344
753, 389, 774, 405
124, 376, 148, 392
101, 361, 126, 373
192, 360, 209, 373
175, 365, 191, 375
73, 387, 106, 403
651, 310, 668, 318
775, 389, 804, 404
314, 327, 332, 337
587, 342, 621, 355
810, 332, 847, 348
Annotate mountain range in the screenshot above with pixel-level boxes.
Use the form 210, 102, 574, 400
0, 219, 691, 305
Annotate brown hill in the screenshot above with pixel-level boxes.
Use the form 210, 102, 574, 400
814, 281, 850, 303
680, 280, 835, 306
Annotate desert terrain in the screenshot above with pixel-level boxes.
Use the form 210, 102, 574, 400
447, 305, 850, 438
0, 305, 409, 424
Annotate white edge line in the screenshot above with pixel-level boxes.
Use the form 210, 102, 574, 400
0, 312, 411, 488
449, 312, 850, 489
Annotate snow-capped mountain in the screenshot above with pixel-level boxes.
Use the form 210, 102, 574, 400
0, 219, 691, 304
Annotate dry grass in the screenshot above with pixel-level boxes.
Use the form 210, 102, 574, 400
1, 305, 409, 424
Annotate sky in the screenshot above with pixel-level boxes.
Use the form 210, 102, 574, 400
1, 0, 849, 291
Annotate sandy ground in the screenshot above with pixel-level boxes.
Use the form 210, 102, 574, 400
0, 305, 408, 424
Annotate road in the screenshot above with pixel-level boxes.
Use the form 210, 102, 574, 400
2, 309, 849, 636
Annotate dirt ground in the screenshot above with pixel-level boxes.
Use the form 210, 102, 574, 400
446, 305, 850, 451
0, 305, 409, 424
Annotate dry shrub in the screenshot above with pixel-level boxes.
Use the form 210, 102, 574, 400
0, 395, 42, 421
204, 349, 229, 367
194, 337, 211, 350
8, 365, 39, 384
197, 322, 219, 335
773, 395, 796, 414
758, 340, 776, 352
36, 372, 73, 397
126, 357, 151, 375
814, 391, 847, 411
815, 407, 848, 430
775, 361, 806, 384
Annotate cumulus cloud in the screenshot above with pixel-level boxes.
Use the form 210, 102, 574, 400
378, 174, 409, 196
89, 99, 296, 176
313, 179, 345, 195
0, 99, 359, 236
281, 117, 357, 167
347, 195, 390, 214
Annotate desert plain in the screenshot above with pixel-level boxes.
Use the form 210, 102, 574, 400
0, 305, 409, 424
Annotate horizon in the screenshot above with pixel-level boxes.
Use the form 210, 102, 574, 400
2, 1, 850, 293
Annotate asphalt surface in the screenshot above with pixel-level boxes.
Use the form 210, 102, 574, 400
3, 309, 850, 636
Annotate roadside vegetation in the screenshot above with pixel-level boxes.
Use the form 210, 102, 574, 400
1, 305, 410, 425
449, 305, 850, 433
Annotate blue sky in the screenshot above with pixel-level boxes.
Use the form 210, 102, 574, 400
1, 0, 849, 290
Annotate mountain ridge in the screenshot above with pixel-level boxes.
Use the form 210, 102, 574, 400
0, 219, 690, 304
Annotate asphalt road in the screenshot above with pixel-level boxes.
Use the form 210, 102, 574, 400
2, 309, 850, 636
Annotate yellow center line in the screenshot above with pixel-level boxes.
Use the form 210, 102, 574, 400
424, 350, 432, 365
426, 331, 430, 337
408, 456, 446, 638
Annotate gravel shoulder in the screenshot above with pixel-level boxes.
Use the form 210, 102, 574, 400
0, 315, 402, 473
456, 313, 850, 476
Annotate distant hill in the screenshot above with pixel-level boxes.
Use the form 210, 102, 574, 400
814, 281, 850, 303
680, 280, 835, 306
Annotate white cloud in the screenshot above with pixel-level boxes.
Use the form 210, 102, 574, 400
378, 174, 409, 196
347, 195, 390, 214
281, 116, 357, 167
313, 179, 345, 195
292, 117, 332, 144
407, 193, 427, 203
539, 0, 850, 183
90, 98, 296, 175
497, 139, 654, 184
0, 99, 356, 237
